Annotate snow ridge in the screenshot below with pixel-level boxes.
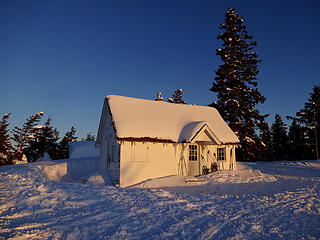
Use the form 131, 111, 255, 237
0, 161, 319, 239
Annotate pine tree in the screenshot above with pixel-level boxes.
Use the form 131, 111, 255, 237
294, 85, 320, 160
259, 123, 272, 161
85, 133, 95, 141
11, 112, 44, 162
58, 126, 78, 159
209, 8, 268, 161
25, 116, 60, 162
271, 114, 289, 160
168, 89, 186, 104
63, 126, 77, 143
287, 119, 305, 160
0, 113, 13, 165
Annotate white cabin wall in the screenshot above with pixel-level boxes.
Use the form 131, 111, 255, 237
176, 143, 189, 176
221, 146, 236, 170
230, 146, 236, 170
96, 102, 108, 169
97, 102, 120, 183
118, 141, 237, 187
119, 142, 180, 187
223, 147, 231, 170
196, 144, 237, 171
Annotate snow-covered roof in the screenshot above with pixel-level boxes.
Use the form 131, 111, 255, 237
106, 95, 239, 144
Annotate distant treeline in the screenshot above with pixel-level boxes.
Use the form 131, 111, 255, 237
258, 85, 319, 161
0, 112, 95, 166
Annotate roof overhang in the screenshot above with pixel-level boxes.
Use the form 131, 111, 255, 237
190, 123, 221, 144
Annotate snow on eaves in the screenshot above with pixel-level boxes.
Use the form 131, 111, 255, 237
178, 121, 208, 143
106, 95, 239, 144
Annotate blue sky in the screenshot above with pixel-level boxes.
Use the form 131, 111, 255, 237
1, 0, 319, 139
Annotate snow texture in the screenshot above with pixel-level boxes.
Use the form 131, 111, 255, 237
36, 157, 100, 182
69, 141, 100, 159
36, 152, 52, 162
0, 160, 319, 239
107, 95, 239, 144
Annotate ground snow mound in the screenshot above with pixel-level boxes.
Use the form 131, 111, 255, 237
132, 162, 276, 189
204, 162, 277, 183
36, 157, 100, 183
85, 173, 105, 184
36, 152, 52, 162
1, 160, 320, 239
83, 170, 113, 185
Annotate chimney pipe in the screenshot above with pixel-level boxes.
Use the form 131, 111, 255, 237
155, 91, 164, 101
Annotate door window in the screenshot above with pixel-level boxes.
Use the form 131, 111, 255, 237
189, 145, 198, 161
217, 147, 225, 161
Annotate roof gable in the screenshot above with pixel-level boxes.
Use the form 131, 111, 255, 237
105, 95, 239, 144
179, 121, 221, 144
190, 123, 221, 144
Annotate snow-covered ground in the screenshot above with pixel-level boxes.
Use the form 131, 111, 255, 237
0, 161, 319, 239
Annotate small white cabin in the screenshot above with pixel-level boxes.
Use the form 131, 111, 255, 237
96, 95, 239, 187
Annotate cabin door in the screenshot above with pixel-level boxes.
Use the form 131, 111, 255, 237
188, 144, 200, 176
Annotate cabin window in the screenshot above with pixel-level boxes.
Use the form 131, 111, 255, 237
189, 145, 198, 161
217, 148, 225, 161
132, 144, 149, 163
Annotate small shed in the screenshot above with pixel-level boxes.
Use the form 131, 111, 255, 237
96, 95, 239, 187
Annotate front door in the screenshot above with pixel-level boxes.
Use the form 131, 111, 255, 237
188, 144, 200, 176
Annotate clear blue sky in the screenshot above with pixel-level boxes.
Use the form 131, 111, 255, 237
1, 0, 319, 139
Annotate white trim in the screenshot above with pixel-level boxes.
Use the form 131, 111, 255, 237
190, 124, 221, 144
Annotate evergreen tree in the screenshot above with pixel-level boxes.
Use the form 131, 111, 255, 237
58, 126, 78, 159
259, 123, 272, 161
85, 133, 95, 141
25, 116, 60, 162
271, 114, 289, 160
0, 113, 13, 165
287, 119, 305, 160
209, 8, 268, 161
168, 89, 186, 104
11, 112, 44, 162
294, 85, 320, 160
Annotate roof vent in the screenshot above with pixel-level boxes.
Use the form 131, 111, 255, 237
155, 91, 164, 101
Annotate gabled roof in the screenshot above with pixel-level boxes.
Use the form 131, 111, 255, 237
105, 95, 239, 144
180, 121, 221, 144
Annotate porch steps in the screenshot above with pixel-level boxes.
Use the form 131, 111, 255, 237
185, 177, 207, 184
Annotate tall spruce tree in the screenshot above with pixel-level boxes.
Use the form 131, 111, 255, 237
271, 114, 289, 160
12, 112, 44, 162
294, 85, 320, 160
0, 113, 13, 165
209, 8, 268, 161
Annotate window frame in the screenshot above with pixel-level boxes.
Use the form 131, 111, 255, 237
188, 144, 198, 161
217, 147, 225, 161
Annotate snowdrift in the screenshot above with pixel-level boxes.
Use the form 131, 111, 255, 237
0, 160, 319, 239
